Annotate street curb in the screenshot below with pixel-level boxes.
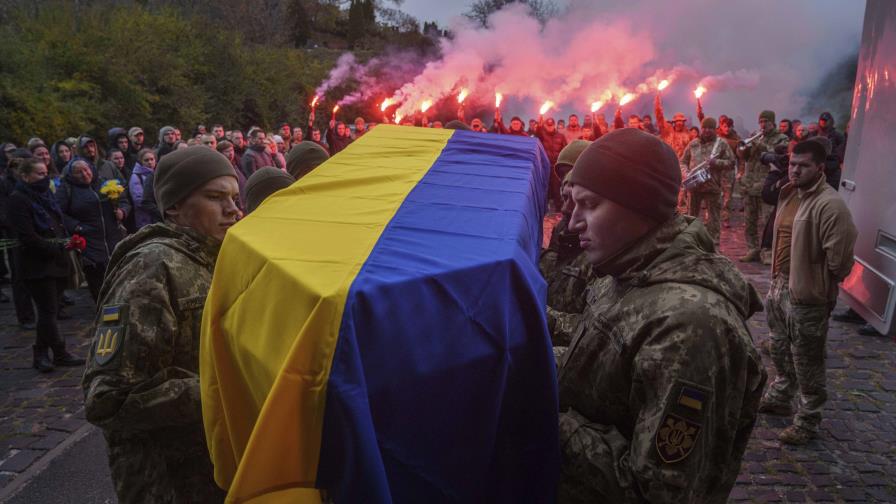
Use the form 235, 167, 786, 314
0, 422, 95, 503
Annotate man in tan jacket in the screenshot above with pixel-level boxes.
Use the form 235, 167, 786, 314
759, 140, 857, 445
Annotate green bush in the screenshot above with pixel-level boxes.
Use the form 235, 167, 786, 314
0, 2, 334, 145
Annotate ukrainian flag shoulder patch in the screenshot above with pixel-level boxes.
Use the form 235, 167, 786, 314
102, 305, 122, 323
678, 386, 707, 412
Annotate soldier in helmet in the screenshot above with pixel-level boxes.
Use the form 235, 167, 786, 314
551, 129, 766, 503
82, 146, 242, 503
739, 110, 790, 263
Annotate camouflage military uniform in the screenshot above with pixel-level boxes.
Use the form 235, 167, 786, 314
540, 217, 596, 318
680, 137, 734, 245
82, 223, 226, 504
763, 277, 831, 433
552, 215, 766, 503
719, 131, 742, 224
740, 129, 789, 254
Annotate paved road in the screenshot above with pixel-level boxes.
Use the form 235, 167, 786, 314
4, 426, 114, 504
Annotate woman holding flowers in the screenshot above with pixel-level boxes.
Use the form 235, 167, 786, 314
8, 158, 85, 372
56, 159, 125, 301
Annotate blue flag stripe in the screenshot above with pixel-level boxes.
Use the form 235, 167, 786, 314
316, 130, 557, 502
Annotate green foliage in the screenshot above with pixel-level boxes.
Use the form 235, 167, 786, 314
0, 2, 333, 144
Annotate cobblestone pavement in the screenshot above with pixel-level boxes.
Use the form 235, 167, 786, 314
0, 285, 94, 496
0, 212, 894, 503
720, 212, 896, 504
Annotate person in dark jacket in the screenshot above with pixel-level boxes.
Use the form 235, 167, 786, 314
217, 140, 247, 209
0, 150, 36, 319
535, 116, 568, 211
108, 128, 134, 173
56, 159, 125, 301
325, 120, 352, 156
98, 148, 128, 184
535, 116, 568, 165
138, 171, 164, 225
817, 112, 845, 189
7, 157, 84, 372
156, 126, 178, 159
50, 141, 73, 173
779, 119, 794, 139
78, 136, 103, 168
760, 152, 789, 251
239, 129, 274, 179
30, 142, 58, 179
126, 127, 144, 173
0, 145, 12, 292
491, 113, 529, 136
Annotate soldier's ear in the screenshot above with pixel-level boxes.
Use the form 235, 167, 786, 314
164, 205, 180, 221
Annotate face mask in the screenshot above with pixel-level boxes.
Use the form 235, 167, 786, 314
28, 177, 51, 193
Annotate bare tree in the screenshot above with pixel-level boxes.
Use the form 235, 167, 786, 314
465, 0, 558, 28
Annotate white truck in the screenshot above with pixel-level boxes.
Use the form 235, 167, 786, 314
839, 0, 896, 336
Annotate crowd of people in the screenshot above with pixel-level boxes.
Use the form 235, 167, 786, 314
0, 93, 857, 502
0, 119, 349, 372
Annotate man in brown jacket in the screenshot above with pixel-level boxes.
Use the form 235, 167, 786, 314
759, 140, 857, 445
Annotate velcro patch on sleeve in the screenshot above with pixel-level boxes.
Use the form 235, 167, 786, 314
655, 380, 712, 464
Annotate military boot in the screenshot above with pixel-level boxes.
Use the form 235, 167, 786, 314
758, 397, 793, 416
779, 425, 817, 445
739, 249, 760, 262
32, 346, 55, 373
53, 350, 85, 367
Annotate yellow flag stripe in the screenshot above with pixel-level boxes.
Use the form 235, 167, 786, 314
679, 395, 703, 411
201, 125, 454, 503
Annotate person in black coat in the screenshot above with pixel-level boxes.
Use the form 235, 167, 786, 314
56, 159, 125, 301
0, 149, 36, 325
7, 158, 85, 372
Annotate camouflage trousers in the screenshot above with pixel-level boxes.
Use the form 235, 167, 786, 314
687, 191, 721, 245
743, 195, 773, 252
764, 277, 832, 433
721, 170, 735, 222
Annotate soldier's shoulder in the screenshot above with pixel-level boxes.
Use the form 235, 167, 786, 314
635, 281, 746, 329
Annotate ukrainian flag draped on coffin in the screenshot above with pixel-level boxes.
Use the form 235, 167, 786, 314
200, 125, 559, 503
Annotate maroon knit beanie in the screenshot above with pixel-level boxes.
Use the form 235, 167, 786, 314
569, 128, 681, 223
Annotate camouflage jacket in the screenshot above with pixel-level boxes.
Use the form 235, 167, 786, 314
82, 223, 226, 504
680, 137, 735, 194
552, 215, 767, 503
654, 104, 692, 158
741, 129, 790, 196
719, 130, 743, 176
540, 217, 596, 323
